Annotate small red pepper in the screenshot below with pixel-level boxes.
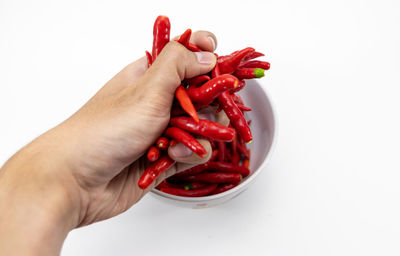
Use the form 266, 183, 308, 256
187, 74, 239, 105
145, 51, 152, 67
138, 156, 175, 189
185, 75, 210, 87
175, 85, 199, 122
206, 161, 250, 177
147, 146, 160, 162
156, 137, 169, 150
210, 149, 219, 161
236, 103, 252, 112
169, 117, 235, 142
165, 127, 207, 157
152, 15, 171, 62
242, 51, 264, 62
184, 182, 207, 190
187, 43, 201, 52
234, 68, 265, 80
182, 172, 242, 184
217, 141, 226, 162
161, 184, 217, 197
212, 183, 237, 195
239, 60, 270, 70
177, 28, 192, 47
217, 47, 255, 74
174, 163, 209, 178
218, 91, 252, 143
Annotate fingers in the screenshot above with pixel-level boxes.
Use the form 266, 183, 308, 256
168, 139, 211, 164
190, 30, 217, 52
139, 41, 216, 95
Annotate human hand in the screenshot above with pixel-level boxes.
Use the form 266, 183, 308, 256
0, 31, 217, 255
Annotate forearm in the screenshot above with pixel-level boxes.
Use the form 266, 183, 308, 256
0, 136, 80, 256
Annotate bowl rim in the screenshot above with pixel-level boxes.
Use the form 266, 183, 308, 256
151, 82, 278, 202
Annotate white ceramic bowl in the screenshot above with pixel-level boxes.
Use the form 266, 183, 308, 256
151, 80, 277, 208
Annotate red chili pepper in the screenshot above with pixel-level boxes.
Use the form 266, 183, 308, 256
165, 127, 207, 157
182, 172, 242, 184
234, 68, 265, 80
145, 51, 152, 67
161, 184, 217, 197
230, 80, 246, 94
218, 91, 252, 143
138, 156, 175, 189
187, 74, 239, 105
169, 117, 235, 141
210, 149, 219, 161
247, 119, 252, 125
185, 75, 210, 87
147, 146, 160, 162
242, 51, 265, 62
231, 151, 240, 165
187, 43, 201, 52
217, 141, 226, 162
177, 28, 192, 47
237, 137, 250, 158
151, 15, 171, 62
174, 162, 209, 177
211, 56, 221, 78
156, 137, 169, 150
212, 183, 237, 195
231, 94, 244, 105
184, 182, 207, 190
169, 139, 177, 147
236, 103, 252, 112
239, 60, 270, 70
217, 47, 255, 74
175, 85, 199, 122
206, 161, 250, 177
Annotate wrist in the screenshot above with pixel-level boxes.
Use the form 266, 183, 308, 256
0, 134, 82, 255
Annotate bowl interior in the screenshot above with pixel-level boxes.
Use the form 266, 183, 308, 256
152, 80, 276, 201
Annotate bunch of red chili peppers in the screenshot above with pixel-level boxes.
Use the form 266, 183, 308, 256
138, 16, 270, 197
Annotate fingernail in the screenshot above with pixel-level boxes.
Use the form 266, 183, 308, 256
195, 52, 215, 64
170, 143, 193, 158
208, 36, 216, 50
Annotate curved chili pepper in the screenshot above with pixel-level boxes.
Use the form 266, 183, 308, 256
156, 137, 169, 150
185, 75, 210, 87
187, 74, 239, 105
218, 91, 252, 143
217, 47, 255, 74
187, 43, 201, 52
206, 161, 250, 177
237, 136, 250, 158
152, 15, 170, 61
165, 127, 207, 157
145, 51, 152, 67
234, 68, 265, 80
169, 117, 235, 141
184, 182, 207, 190
138, 156, 175, 189
147, 146, 160, 162
177, 28, 192, 47
175, 85, 199, 122
160, 184, 217, 197
182, 172, 242, 184
212, 183, 237, 195
230, 80, 246, 94
236, 103, 252, 112
239, 60, 270, 70
242, 51, 264, 62
231, 151, 240, 165
174, 162, 209, 177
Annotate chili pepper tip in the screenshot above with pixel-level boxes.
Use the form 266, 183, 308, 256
254, 68, 265, 78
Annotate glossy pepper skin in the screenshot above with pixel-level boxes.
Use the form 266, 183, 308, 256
175, 85, 199, 122
242, 51, 264, 62
156, 137, 169, 150
169, 117, 235, 141
218, 91, 252, 143
177, 28, 192, 47
239, 60, 270, 70
187, 74, 239, 105
185, 75, 210, 87
234, 68, 265, 80
138, 156, 175, 189
217, 47, 255, 74
147, 146, 160, 162
165, 127, 207, 157
182, 172, 242, 184
152, 15, 170, 61
161, 184, 217, 197
212, 183, 237, 195
229, 80, 246, 94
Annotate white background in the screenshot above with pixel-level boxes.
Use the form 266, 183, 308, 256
1, 0, 400, 255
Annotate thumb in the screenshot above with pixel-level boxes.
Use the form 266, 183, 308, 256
141, 41, 216, 94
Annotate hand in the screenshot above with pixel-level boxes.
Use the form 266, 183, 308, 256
0, 31, 217, 255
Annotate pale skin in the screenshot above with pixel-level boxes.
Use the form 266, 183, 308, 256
0, 31, 219, 256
